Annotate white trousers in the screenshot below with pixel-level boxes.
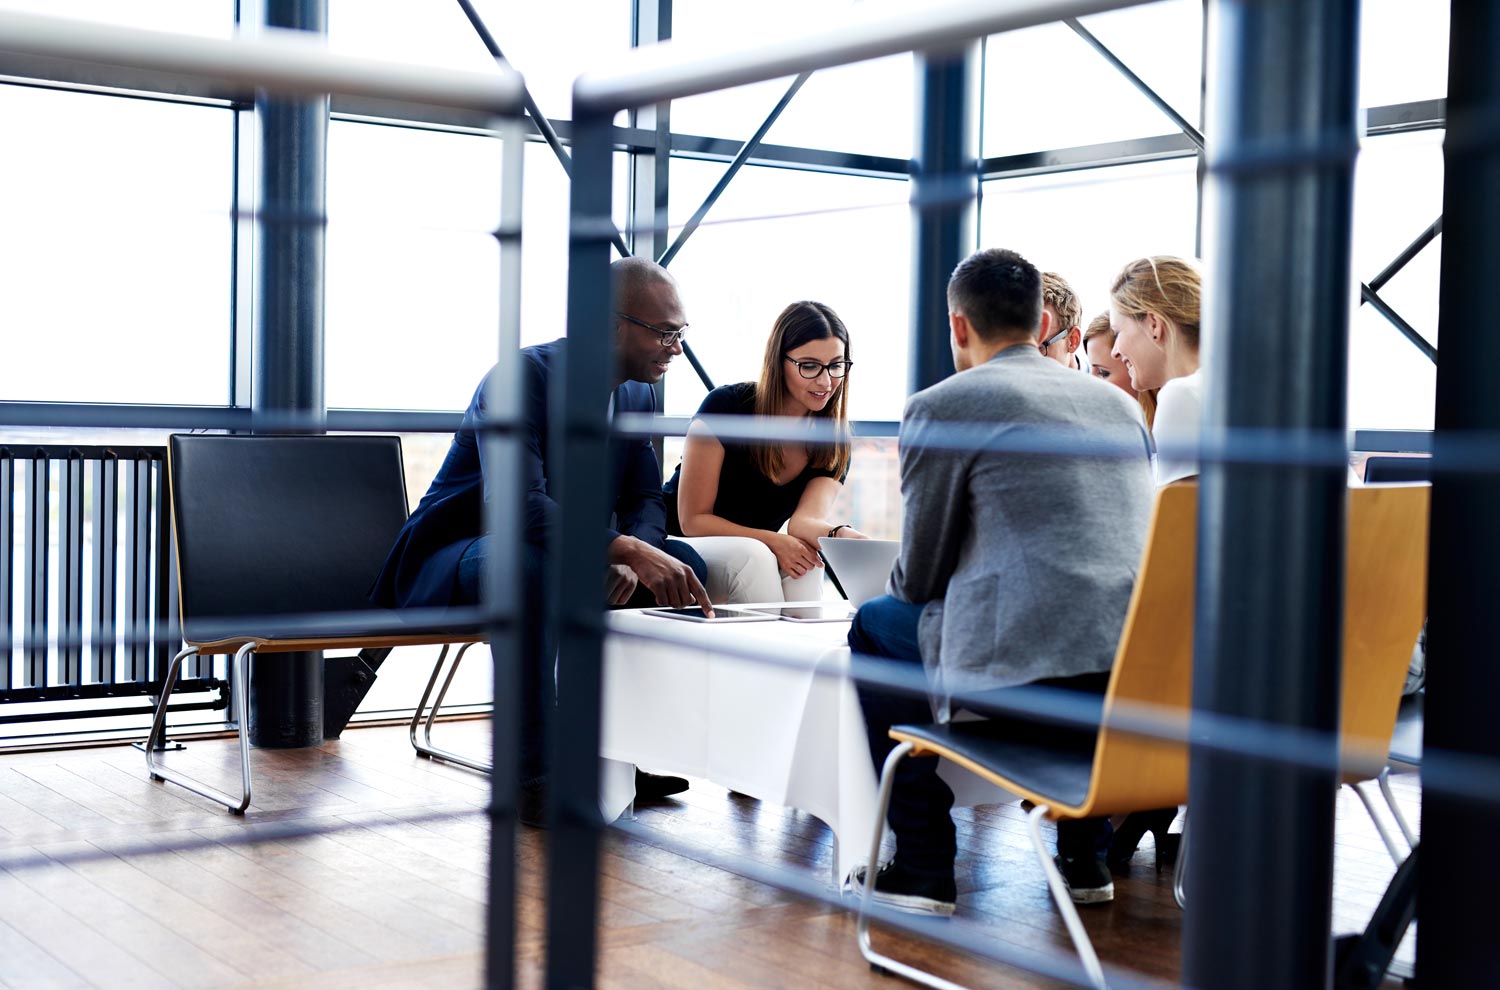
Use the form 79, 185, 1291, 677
674, 535, 826, 605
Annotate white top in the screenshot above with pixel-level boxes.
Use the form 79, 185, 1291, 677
1153, 368, 1203, 487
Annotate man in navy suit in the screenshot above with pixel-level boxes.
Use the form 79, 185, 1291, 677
371, 257, 710, 821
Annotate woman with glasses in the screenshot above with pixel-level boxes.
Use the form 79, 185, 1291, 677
663, 300, 868, 604
1082, 311, 1158, 430
1109, 256, 1203, 486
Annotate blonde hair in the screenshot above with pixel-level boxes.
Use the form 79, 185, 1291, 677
1083, 311, 1158, 430
1042, 271, 1083, 333
1109, 256, 1202, 350
751, 301, 852, 482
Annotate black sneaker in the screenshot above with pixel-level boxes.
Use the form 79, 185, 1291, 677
1054, 853, 1114, 904
851, 862, 957, 917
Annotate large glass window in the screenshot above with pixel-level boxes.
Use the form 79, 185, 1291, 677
324, 122, 502, 412
1359, 0, 1449, 108
983, 1, 1201, 159
670, 0, 912, 159
0, 86, 233, 405
661, 160, 910, 422
326, 125, 631, 411
979, 157, 1200, 329
1347, 129, 1444, 430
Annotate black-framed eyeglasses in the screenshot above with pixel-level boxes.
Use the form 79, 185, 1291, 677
1038, 325, 1074, 354
785, 356, 852, 379
616, 311, 689, 348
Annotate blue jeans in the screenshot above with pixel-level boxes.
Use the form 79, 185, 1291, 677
455, 537, 707, 787
850, 595, 1110, 879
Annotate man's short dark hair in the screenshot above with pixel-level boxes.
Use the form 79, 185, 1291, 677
946, 248, 1043, 342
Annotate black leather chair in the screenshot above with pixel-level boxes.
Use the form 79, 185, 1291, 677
145, 434, 485, 813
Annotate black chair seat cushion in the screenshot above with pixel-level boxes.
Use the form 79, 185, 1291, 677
892, 717, 1099, 810
187, 605, 490, 652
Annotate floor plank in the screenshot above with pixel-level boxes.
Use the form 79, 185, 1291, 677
0, 721, 1421, 989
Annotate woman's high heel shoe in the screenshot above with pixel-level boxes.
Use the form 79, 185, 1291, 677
1108, 807, 1181, 873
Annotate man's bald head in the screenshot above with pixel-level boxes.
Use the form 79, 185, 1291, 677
612, 257, 678, 311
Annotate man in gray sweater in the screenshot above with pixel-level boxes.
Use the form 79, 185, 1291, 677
850, 248, 1153, 915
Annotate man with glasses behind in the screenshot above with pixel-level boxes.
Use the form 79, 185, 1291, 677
370, 257, 709, 824
1039, 270, 1086, 371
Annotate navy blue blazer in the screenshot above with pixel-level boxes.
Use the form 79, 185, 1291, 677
369, 339, 668, 608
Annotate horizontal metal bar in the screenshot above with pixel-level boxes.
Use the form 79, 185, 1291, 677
667, 132, 910, 177
0, 10, 524, 119
0, 697, 224, 727
1366, 98, 1445, 134
0, 444, 162, 460
0, 677, 224, 706
1352, 429, 1432, 454
574, 0, 1153, 112
982, 132, 1198, 178
0, 403, 463, 433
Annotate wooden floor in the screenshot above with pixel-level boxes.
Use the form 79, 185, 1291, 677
0, 720, 1416, 989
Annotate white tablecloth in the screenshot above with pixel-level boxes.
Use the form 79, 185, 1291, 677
598, 606, 1013, 883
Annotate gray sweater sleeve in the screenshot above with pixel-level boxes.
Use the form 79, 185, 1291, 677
887, 394, 970, 605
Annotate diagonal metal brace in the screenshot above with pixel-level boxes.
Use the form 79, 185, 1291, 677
656, 72, 813, 267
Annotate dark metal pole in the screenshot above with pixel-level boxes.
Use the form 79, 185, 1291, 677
1186, 3, 1358, 989
628, 0, 679, 456
250, 0, 326, 749
544, 103, 615, 990
483, 120, 528, 990
1417, 2, 1500, 986
909, 44, 979, 394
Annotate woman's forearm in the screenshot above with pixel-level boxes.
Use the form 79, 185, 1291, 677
788, 514, 843, 546
680, 512, 779, 546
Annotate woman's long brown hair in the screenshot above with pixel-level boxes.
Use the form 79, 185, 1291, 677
750, 301, 852, 482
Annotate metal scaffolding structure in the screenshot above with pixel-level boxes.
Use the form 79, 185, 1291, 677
0, 2, 1486, 989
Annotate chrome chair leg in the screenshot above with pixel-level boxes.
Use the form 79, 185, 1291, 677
1028, 804, 1108, 990
1350, 781, 1408, 867
145, 643, 254, 814
854, 742, 968, 990
1377, 767, 1416, 848
409, 642, 491, 774
1173, 812, 1189, 910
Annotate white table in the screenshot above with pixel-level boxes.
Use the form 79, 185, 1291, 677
598, 606, 1013, 884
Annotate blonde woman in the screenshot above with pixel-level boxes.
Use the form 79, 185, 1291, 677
663, 301, 866, 604
1083, 311, 1158, 430
1102, 257, 1202, 870
1109, 256, 1202, 486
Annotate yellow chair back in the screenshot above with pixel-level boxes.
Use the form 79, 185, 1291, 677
1072, 482, 1429, 818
